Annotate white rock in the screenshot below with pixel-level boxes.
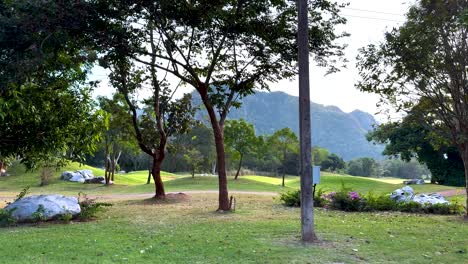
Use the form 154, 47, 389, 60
77, 170, 94, 179
69, 173, 85, 183
4, 195, 81, 221
390, 186, 450, 205
61, 171, 74, 180
413, 193, 449, 205
390, 186, 414, 202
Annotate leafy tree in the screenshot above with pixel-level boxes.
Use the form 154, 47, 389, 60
184, 148, 203, 178
357, 0, 468, 215
98, 94, 137, 184
347, 157, 379, 177
368, 107, 465, 186
312, 147, 330, 166
224, 119, 256, 179
110, 60, 196, 198
321, 153, 345, 172
0, 0, 104, 169
122, 0, 348, 210
269, 128, 299, 186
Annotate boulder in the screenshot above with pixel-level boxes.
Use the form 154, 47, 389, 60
61, 170, 95, 183
390, 186, 450, 205
413, 193, 449, 205
77, 170, 94, 180
61, 171, 74, 181
69, 173, 85, 183
4, 195, 81, 221
403, 179, 425, 185
84, 176, 105, 184
390, 186, 414, 202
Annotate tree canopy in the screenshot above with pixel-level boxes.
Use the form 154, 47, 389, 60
357, 0, 468, 215
0, 0, 104, 169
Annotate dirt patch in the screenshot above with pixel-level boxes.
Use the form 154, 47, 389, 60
437, 190, 465, 197
129, 192, 191, 205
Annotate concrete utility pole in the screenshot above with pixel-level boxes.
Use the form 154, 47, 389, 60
298, 0, 316, 242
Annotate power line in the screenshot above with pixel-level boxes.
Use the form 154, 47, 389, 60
343, 7, 405, 17
343, 14, 405, 23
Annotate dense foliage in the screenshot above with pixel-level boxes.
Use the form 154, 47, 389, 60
280, 187, 464, 215
368, 107, 465, 186
0, 0, 104, 169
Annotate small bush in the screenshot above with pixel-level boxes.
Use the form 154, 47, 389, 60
58, 212, 73, 223
397, 201, 423, 213
279, 190, 300, 207
330, 190, 364, 212
31, 204, 47, 222
0, 208, 16, 227
78, 193, 112, 220
363, 192, 397, 211
423, 203, 464, 215
314, 188, 326, 207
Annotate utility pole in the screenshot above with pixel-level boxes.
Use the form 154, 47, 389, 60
298, 0, 316, 242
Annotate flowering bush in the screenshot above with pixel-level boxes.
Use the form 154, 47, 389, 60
279, 185, 464, 215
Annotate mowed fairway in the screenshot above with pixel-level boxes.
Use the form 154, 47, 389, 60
0, 163, 463, 197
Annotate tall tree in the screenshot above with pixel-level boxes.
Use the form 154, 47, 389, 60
269, 128, 299, 186
127, 0, 347, 211
357, 0, 468, 216
368, 105, 465, 186
224, 119, 256, 179
106, 58, 196, 198
98, 94, 136, 185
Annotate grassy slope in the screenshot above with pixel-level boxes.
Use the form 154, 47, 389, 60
0, 163, 463, 197
0, 194, 466, 263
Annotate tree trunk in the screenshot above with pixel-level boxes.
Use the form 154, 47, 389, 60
152, 155, 166, 199
212, 161, 217, 175
147, 157, 152, 184
205, 106, 230, 211
212, 122, 230, 211
282, 173, 285, 187
234, 153, 243, 180
192, 167, 195, 178
111, 153, 115, 182
459, 145, 468, 218
0, 160, 5, 175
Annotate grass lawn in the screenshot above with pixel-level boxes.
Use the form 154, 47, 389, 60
0, 194, 467, 263
0, 163, 463, 198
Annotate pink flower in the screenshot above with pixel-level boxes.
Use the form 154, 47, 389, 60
348, 191, 360, 200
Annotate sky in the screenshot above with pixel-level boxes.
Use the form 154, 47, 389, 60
90, 0, 415, 120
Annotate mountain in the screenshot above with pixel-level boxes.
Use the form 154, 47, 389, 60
193, 91, 384, 160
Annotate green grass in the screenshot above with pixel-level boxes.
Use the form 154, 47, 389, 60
0, 162, 463, 198
0, 194, 467, 263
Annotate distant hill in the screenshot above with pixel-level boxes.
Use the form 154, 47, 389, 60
193, 91, 384, 160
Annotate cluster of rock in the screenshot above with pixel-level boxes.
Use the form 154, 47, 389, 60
4, 195, 81, 222
403, 179, 425, 185
390, 186, 449, 205
61, 170, 106, 184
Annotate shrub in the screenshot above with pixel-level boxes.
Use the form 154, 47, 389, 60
31, 204, 47, 222
423, 203, 464, 215
58, 212, 73, 223
330, 190, 364, 212
314, 188, 326, 207
363, 192, 397, 211
279, 190, 300, 207
0, 208, 16, 227
397, 201, 423, 213
78, 192, 112, 220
